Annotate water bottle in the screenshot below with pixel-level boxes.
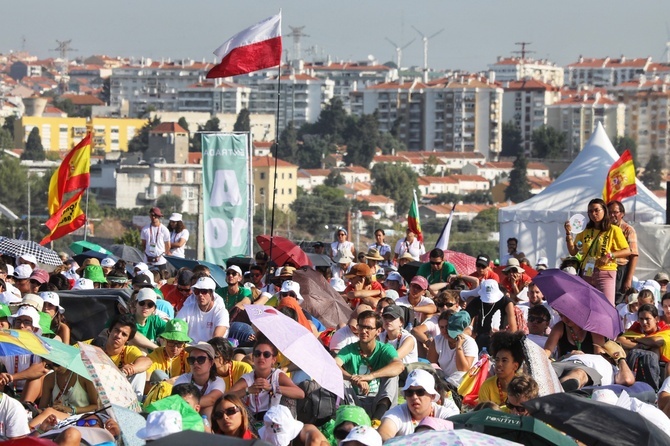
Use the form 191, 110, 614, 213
202, 415, 211, 430
481, 347, 488, 359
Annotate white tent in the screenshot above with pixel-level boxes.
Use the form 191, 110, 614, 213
499, 123, 667, 278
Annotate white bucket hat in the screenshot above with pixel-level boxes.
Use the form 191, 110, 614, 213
402, 369, 440, 402
136, 410, 182, 441
280, 280, 304, 304
259, 405, 304, 446
39, 291, 65, 314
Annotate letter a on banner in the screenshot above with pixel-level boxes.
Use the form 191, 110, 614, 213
201, 133, 251, 263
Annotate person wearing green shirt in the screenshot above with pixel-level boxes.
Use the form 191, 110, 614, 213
416, 248, 457, 285
134, 288, 167, 343
219, 265, 252, 311
335, 310, 404, 424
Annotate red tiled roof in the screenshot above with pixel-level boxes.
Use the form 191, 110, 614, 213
341, 166, 370, 174
306, 62, 391, 72
303, 169, 331, 177
188, 152, 201, 164
61, 94, 104, 106
396, 151, 485, 159
150, 122, 188, 134
418, 176, 458, 185
504, 79, 558, 91
357, 194, 395, 204
450, 174, 488, 182
253, 155, 297, 168
253, 141, 274, 148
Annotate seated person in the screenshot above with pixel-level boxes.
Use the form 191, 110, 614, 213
335, 310, 404, 422
176, 276, 229, 343
478, 331, 526, 407
396, 276, 437, 323
416, 249, 457, 285
207, 337, 252, 392
343, 264, 385, 309
38, 359, 98, 418
526, 305, 552, 349
377, 369, 459, 441
427, 311, 477, 386
412, 291, 461, 358
173, 342, 225, 420
379, 305, 418, 364
505, 375, 539, 416
322, 405, 371, 445
543, 313, 606, 360
463, 279, 517, 350
131, 288, 167, 344
500, 258, 531, 302
618, 304, 670, 362
0, 391, 31, 439
145, 318, 192, 387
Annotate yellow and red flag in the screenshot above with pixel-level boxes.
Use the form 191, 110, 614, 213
47, 133, 92, 215
40, 190, 87, 245
603, 149, 637, 203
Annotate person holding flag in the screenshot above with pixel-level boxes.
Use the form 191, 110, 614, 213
394, 191, 425, 262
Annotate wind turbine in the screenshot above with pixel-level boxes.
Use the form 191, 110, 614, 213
412, 26, 444, 82
385, 37, 415, 72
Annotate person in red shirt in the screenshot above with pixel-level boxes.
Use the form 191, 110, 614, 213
343, 264, 386, 309
163, 269, 194, 312
500, 258, 531, 301
469, 254, 500, 283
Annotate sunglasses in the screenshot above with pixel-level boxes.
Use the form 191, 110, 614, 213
505, 400, 527, 413
213, 406, 241, 419
358, 325, 377, 332
177, 286, 191, 293
137, 300, 155, 308
76, 418, 101, 427
441, 302, 457, 308
334, 428, 351, 440
280, 292, 296, 298
253, 350, 274, 358
528, 316, 549, 323
404, 388, 428, 398
193, 288, 210, 295
430, 261, 442, 266
226, 271, 239, 276
166, 341, 186, 348
187, 356, 210, 365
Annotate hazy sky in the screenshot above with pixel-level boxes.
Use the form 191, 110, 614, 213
5, 1, 670, 72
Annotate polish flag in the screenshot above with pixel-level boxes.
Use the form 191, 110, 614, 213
207, 12, 282, 79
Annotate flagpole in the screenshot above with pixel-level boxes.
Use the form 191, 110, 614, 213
265, 63, 282, 283
83, 188, 90, 240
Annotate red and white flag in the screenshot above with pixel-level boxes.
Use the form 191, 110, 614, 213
207, 12, 282, 79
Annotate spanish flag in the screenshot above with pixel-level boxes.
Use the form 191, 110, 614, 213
603, 149, 637, 203
407, 190, 423, 243
40, 189, 87, 245
47, 133, 92, 215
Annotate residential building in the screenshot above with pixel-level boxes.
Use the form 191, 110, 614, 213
462, 160, 550, 184
150, 111, 276, 142
501, 79, 561, 154
177, 79, 250, 114
488, 57, 565, 87
298, 168, 330, 191
417, 174, 489, 197
355, 194, 395, 217
546, 90, 625, 157
565, 56, 670, 88
252, 155, 298, 211
145, 122, 189, 164
419, 203, 503, 221
340, 166, 371, 184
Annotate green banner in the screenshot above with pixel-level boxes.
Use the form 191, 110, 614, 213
201, 133, 251, 263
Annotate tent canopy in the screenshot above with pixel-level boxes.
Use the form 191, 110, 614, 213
499, 122, 666, 276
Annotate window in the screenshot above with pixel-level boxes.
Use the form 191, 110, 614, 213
260, 172, 266, 180
289, 173, 293, 179
288, 188, 293, 194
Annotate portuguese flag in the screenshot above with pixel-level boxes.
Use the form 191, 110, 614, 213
408, 190, 423, 243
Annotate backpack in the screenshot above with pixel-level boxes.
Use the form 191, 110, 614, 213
296, 380, 339, 427
399, 306, 417, 330
627, 349, 662, 391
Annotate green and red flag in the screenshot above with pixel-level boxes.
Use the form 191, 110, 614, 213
407, 190, 423, 243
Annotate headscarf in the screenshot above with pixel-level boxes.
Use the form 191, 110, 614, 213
277, 296, 312, 333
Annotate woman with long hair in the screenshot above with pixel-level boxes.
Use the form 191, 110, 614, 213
211, 394, 256, 439
39, 291, 70, 344
168, 213, 189, 258
565, 198, 630, 305
173, 342, 225, 419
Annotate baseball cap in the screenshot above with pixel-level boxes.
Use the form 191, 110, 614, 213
9, 306, 41, 331
185, 342, 216, 359
226, 265, 243, 276
402, 369, 440, 401
136, 288, 158, 303
536, 257, 549, 271
654, 272, 669, 284
475, 254, 490, 268
280, 280, 304, 303
410, 275, 429, 291
150, 207, 163, 217
382, 305, 404, 321
341, 426, 382, 446
159, 318, 192, 342
345, 263, 372, 278
447, 311, 471, 339
39, 291, 64, 314
134, 262, 149, 273
72, 278, 94, 290
101, 258, 116, 268
385, 289, 400, 301
136, 410, 182, 441
385, 272, 404, 284
131, 274, 153, 288
313, 241, 324, 248
169, 213, 182, 222
13, 264, 32, 280
192, 276, 216, 292
176, 269, 194, 286
29, 269, 50, 285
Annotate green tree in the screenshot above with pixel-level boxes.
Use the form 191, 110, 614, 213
531, 125, 566, 159
294, 134, 330, 169
52, 97, 76, 116
324, 170, 345, 187
343, 113, 379, 168
0, 128, 13, 149
177, 117, 189, 133
501, 121, 523, 157
421, 155, 439, 176
612, 135, 638, 165
233, 109, 251, 132
505, 154, 532, 203
291, 186, 349, 230
3, 115, 16, 139
462, 190, 493, 204
115, 228, 142, 249
430, 192, 460, 205
378, 131, 406, 155
0, 157, 28, 213
371, 163, 418, 216
192, 117, 222, 152
22, 127, 46, 160
640, 154, 664, 190
128, 117, 161, 153
273, 122, 299, 162
313, 98, 349, 143
156, 193, 183, 214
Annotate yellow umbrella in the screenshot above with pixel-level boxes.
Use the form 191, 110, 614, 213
0, 329, 49, 356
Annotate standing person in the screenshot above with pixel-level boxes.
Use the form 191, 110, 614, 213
369, 229, 392, 266
393, 228, 425, 262
607, 200, 638, 304
331, 228, 356, 260
168, 213, 189, 259
565, 198, 630, 306
501, 238, 524, 266
141, 207, 171, 271
416, 249, 457, 285
176, 277, 229, 343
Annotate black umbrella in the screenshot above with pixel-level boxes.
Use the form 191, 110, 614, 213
524, 392, 670, 446
73, 250, 114, 266
307, 253, 334, 268
150, 431, 271, 446
398, 260, 422, 284
57, 288, 131, 343
110, 244, 145, 263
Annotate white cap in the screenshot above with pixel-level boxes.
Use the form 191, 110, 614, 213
562, 266, 578, 275
13, 264, 32, 280
192, 276, 216, 292
19, 253, 37, 265
73, 278, 94, 290
0, 291, 21, 305
385, 272, 404, 283
136, 288, 158, 303
140, 271, 157, 287
5, 265, 14, 277
9, 306, 41, 332
341, 426, 382, 446
280, 280, 304, 303
136, 410, 182, 441
169, 213, 183, 222
330, 277, 346, 292
259, 405, 304, 446
101, 258, 116, 268
402, 369, 440, 402
385, 289, 400, 301
39, 291, 64, 314
226, 265, 243, 276
536, 257, 549, 268
134, 262, 149, 273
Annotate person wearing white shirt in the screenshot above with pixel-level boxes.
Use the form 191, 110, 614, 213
0, 392, 30, 439
427, 311, 477, 386
369, 229, 392, 266
393, 229, 425, 262
141, 207, 171, 270
168, 213, 189, 259
378, 305, 418, 365
176, 277, 229, 343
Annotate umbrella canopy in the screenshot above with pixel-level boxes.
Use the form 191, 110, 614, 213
70, 240, 114, 256
110, 244, 145, 263
78, 342, 141, 412
256, 235, 313, 268
444, 250, 478, 275
245, 305, 344, 398
525, 392, 670, 446
533, 269, 622, 339
73, 250, 116, 267
58, 288, 130, 343
0, 238, 62, 266
111, 403, 147, 446
385, 429, 522, 446
293, 267, 351, 328
38, 335, 90, 379
150, 430, 269, 446
145, 394, 205, 432
0, 329, 49, 356
398, 261, 422, 284
307, 253, 334, 268
449, 409, 576, 446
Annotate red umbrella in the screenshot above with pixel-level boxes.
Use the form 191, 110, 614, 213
256, 235, 313, 268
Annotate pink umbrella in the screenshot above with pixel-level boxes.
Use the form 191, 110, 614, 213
245, 305, 344, 398
443, 250, 477, 275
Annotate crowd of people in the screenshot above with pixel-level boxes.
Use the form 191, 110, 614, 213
0, 202, 669, 444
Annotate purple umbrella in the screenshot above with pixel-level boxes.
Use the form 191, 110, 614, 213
532, 269, 623, 340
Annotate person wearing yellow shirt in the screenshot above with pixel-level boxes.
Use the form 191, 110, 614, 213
146, 318, 192, 386
208, 337, 252, 392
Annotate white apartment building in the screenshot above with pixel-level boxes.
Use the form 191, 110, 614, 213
546, 91, 625, 157
177, 79, 250, 114
462, 161, 550, 183
488, 57, 564, 87
565, 56, 670, 88
502, 79, 561, 154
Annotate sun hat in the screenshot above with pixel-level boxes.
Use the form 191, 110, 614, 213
19, 253, 37, 266
503, 258, 524, 274
136, 410, 182, 441
398, 252, 416, 262
654, 272, 670, 284
101, 258, 116, 268
478, 279, 504, 304
535, 257, 549, 271
341, 426, 382, 446
30, 269, 50, 285
9, 306, 41, 331
136, 288, 158, 303
335, 253, 354, 264
0, 291, 22, 305
447, 311, 471, 339
330, 277, 346, 292
402, 369, 440, 402
83, 265, 107, 283
259, 405, 304, 446
169, 213, 183, 222
192, 276, 216, 292
72, 278, 94, 290
13, 264, 32, 280
364, 248, 384, 262
185, 342, 216, 359
385, 272, 404, 284
160, 318, 192, 342
15, 293, 44, 312
345, 263, 372, 278
410, 275, 429, 291
280, 280, 304, 304
39, 291, 65, 314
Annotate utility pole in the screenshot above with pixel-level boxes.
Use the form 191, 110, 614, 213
261, 192, 266, 235
27, 177, 31, 241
